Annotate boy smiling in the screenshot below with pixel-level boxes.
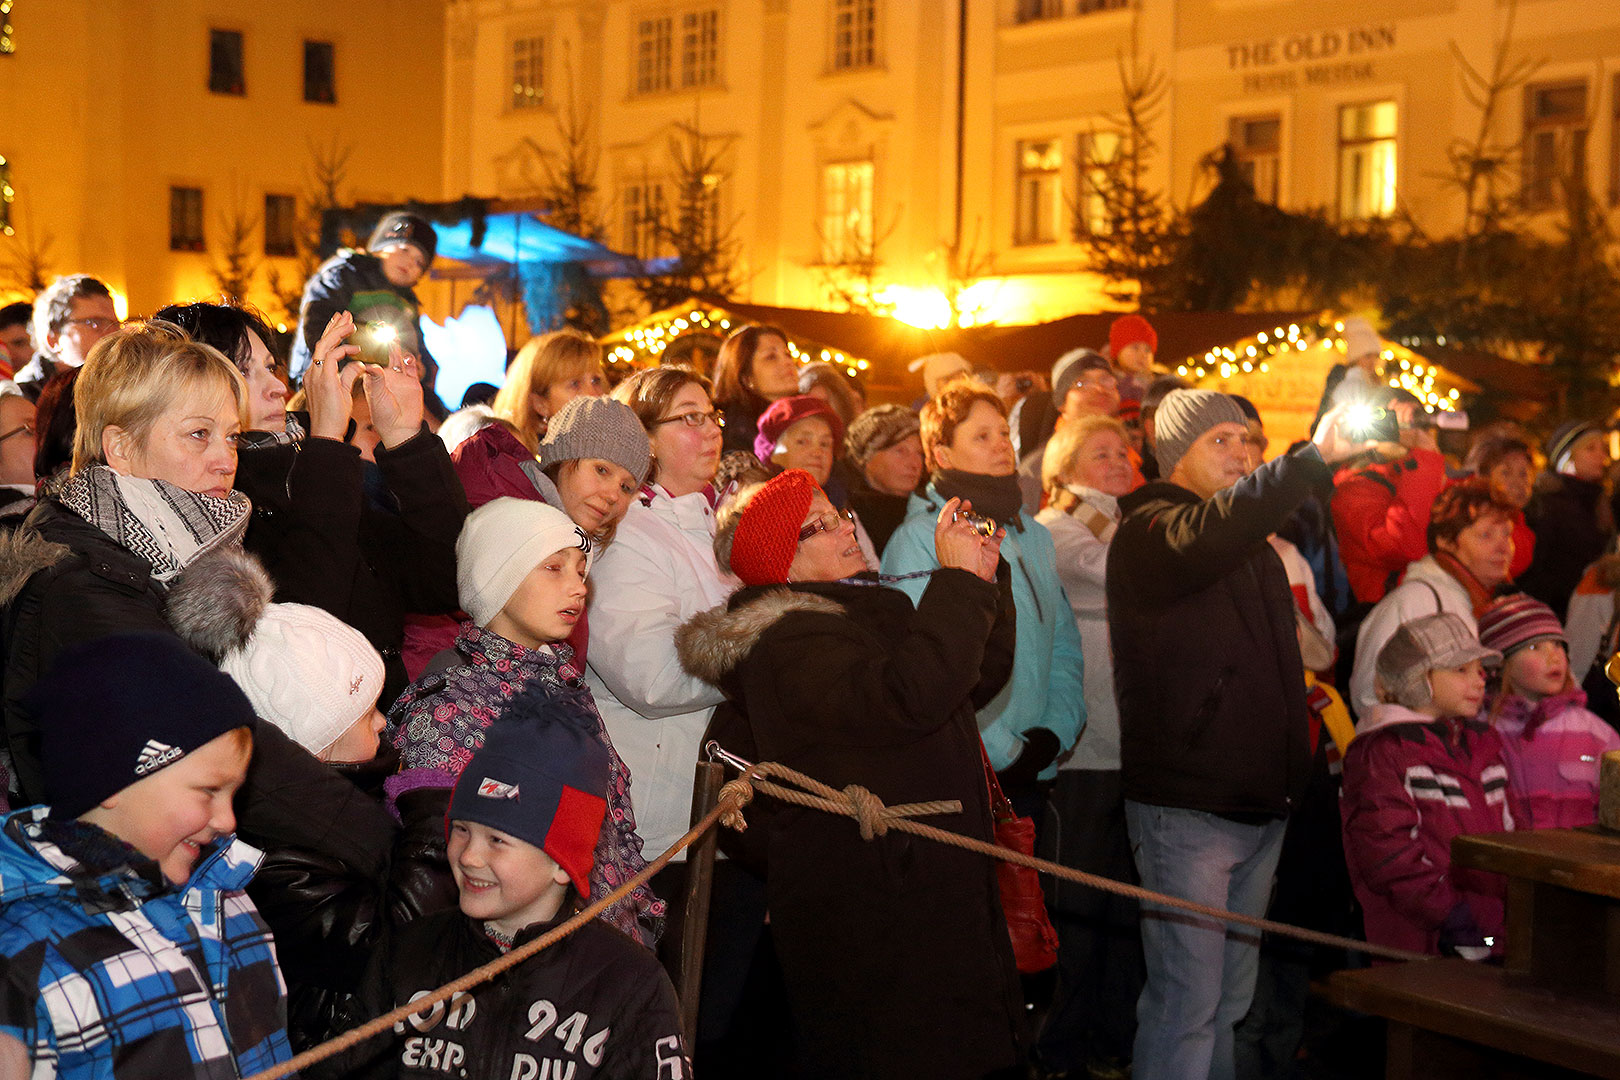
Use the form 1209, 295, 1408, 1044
0, 632, 293, 1078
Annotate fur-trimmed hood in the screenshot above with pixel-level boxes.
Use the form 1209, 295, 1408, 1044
676, 588, 844, 685
0, 525, 70, 608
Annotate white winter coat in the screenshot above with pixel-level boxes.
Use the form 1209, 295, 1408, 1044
585, 485, 738, 861
1350, 554, 1474, 722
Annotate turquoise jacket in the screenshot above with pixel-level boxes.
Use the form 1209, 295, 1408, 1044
881, 483, 1087, 775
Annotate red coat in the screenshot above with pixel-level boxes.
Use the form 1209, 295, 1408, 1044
1340, 704, 1521, 957
1331, 448, 1446, 604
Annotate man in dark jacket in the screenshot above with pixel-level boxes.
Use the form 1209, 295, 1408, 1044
291, 211, 447, 418
1107, 389, 1361, 1080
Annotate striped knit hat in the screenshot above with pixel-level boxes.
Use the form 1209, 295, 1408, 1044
1477, 593, 1566, 660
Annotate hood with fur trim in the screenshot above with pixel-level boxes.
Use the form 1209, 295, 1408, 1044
0, 525, 70, 609
676, 588, 844, 686
163, 547, 275, 664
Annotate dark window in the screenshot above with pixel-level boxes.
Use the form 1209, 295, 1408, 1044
1229, 114, 1281, 203
1015, 0, 1062, 21
303, 40, 335, 104
170, 186, 205, 252
264, 193, 297, 256
209, 29, 245, 95
1524, 81, 1588, 211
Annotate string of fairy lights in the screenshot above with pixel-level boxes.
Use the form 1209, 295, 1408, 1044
0, 1, 13, 55
1175, 315, 1463, 413
601, 301, 873, 380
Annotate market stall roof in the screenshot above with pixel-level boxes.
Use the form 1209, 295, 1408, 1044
976, 310, 1319, 371
433, 212, 650, 277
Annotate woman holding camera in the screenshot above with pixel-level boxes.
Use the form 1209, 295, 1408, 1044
881, 379, 1086, 816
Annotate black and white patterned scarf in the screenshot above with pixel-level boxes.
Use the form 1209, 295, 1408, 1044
58, 465, 251, 584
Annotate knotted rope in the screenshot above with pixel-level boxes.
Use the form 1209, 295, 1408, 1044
246, 753, 1426, 1080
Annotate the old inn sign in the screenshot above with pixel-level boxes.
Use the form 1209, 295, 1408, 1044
1228, 24, 1399, 93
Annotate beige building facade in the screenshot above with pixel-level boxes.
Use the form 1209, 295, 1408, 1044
444, 0, 1620, 329
0, 0, 445, 324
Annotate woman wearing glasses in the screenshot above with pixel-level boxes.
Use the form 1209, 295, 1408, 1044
677, 467, 1023, 1079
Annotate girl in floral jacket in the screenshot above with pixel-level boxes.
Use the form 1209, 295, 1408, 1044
388, 498, 664, 947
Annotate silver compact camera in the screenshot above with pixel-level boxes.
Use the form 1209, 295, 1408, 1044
953, 509, 998, 537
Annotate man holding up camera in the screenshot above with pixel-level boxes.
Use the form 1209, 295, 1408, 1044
1107, 390, 1363, 1080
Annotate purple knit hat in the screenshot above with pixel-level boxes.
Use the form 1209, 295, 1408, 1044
1477, 593, 1566, 660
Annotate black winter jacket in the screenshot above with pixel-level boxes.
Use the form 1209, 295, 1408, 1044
0, 499, 397, 874
1521, 473, 1609, 614
243, 747, 458, 1052
1107, 445, 1333, 817
324, 909, 687, 1080
677, 568, 1024, 1080
234, 431, 469, 706
291, 251, 446, 417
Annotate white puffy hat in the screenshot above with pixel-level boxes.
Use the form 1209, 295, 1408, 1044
456, 498, 595, 627
220, 603, 386, 756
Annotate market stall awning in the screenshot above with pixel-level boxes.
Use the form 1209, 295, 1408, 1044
433, 212, 654, 278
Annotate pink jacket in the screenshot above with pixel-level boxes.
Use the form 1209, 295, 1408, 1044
1490, 688, 1620, 830
1341, 704, 1521, 956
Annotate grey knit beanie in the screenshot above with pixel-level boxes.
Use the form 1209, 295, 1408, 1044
1051, 348, 1111, 408
844, 404, 920, 466
1153, 388, 1250, 477
539, 395, 653, 486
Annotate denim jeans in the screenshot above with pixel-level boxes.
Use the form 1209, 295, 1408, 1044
1124, 801, 1287, 1080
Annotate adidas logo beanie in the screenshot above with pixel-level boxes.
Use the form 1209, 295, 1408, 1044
26, 632, 259, 817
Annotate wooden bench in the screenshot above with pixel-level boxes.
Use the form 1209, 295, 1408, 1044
1329, 958, 1620, 1079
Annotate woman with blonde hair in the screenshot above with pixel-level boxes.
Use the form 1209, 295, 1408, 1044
0, 320, 394, 877
489, 328, 607, 451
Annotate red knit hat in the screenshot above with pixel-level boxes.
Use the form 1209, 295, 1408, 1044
754, 395, 846, 464
1109, 314, 1158, 357
730, 469, 818, 586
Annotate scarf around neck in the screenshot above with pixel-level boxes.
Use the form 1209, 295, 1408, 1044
1432, 550, 1501, 618
1050, 483, 1120, 541
58, 465, 251, 584
931, 468, 1025, 532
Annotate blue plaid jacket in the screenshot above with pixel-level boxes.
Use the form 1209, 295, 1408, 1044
0, 808, 294, 1078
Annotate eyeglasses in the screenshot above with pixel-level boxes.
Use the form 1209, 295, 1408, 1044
0, 422, 32, 445
654, 408, 725, 430
798, 506, 857, 543
65, 317, 120, 333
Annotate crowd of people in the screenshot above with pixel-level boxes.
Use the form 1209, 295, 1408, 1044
0, 213, 1612, 1080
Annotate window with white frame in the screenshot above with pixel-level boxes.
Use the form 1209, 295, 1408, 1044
680, 9, 720, 88
1523, 80, 1588, 210
511, 36, 543, 110
1229, 114, 1281, 203
831, 0, 877, 71
636, 17, 673, 94
1076, 129, 1121, 236
820, 161, 874, 263
1338, 101, 1397, 220
623, 182, 667, 258
1014, 139, 1063, 245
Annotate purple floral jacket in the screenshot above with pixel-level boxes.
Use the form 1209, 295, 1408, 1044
387, 622, 665, 947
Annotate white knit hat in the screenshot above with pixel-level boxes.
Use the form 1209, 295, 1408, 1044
219, 603, 385, 756
456, 497, 595, 627
1342, 316, 1382, 362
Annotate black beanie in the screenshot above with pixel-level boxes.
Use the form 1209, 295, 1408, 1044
368, 211, 437, 265
26, 633, 258, 817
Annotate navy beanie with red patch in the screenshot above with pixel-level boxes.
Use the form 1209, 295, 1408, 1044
448, 679, 609, 890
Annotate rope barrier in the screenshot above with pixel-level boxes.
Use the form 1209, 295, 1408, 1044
244, 751, 1425, 1080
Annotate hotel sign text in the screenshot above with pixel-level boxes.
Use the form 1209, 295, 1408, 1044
1227, 25, 1398, 94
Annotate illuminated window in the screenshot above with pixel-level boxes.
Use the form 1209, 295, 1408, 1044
1229, 114, 1281, 203
680, 9, 719, 88
303, 41, 335, 104
820, 161, 874, 263
636, 17, 673, 94
170, 187, 205, 252
1524, 81, 1588, 210
1, 0, 14, 55
0, 156, 12, 236
511, 36, 543, 110
208, 29, 245, 96
264, 194, 297, 257
1338, 101, 1397, 220
1014, 139, 1063, 245
1015, 0, 1062, 21
623, 183, 667, 258
1076, 130, 1121, 237
831, 0, 877, 71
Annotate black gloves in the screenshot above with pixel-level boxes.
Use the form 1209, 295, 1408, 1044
997, 727, 1061, 788
1438, 901, 1489, 959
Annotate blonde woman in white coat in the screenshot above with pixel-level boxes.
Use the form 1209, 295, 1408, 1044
1033, 414, 1145, 1077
